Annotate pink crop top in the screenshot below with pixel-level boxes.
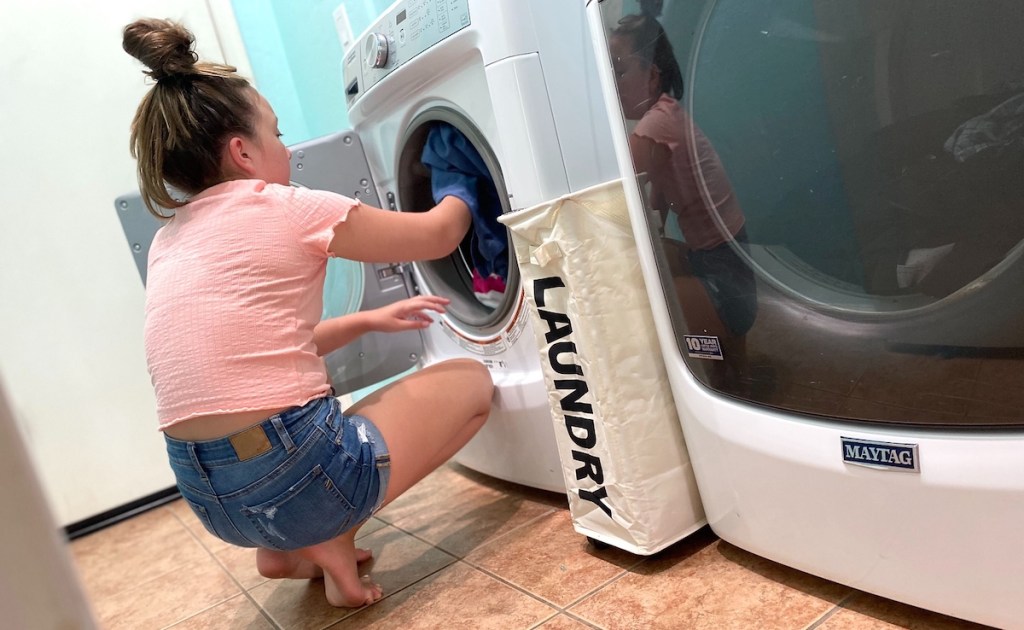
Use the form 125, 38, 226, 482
144, 179, 358, 430
633, 94, 745, 250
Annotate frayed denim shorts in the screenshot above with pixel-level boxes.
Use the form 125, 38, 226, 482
165, 396, 390, 551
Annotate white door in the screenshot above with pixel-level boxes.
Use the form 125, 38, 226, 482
0, 0, 249, 529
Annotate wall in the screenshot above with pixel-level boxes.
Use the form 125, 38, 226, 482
0, 0, 249, 526
232, 0, 397, 144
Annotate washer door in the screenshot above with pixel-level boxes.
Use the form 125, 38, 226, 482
591, 0, 1024, 429
395, 106, 525, 347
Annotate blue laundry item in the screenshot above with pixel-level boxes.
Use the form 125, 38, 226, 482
421, 122, 508, 281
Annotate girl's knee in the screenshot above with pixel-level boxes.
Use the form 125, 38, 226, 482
469, 362, 495, 403
443, 358, 494, 410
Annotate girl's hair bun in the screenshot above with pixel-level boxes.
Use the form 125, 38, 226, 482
122, 18, 198, 82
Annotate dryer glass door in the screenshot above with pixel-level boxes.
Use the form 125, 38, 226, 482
590, 0, 1024, 429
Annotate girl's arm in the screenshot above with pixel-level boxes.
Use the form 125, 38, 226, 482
313, 295, 450, 356
328, 196, 471, 262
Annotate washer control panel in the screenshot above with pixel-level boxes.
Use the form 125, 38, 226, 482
344, 0, 471, 106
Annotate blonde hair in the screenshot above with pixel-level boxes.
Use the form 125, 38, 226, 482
122, 18, 256, 218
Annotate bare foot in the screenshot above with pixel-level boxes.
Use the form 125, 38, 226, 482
355, 547, 373, 563
257, 549, 323, 579
257, 547, 373, 581
297, 531, 384, 608
324, 573, 383, 608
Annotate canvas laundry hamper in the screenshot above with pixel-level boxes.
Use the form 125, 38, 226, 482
498, 179, 705, 554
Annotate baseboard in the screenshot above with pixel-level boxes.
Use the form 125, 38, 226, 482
64, 486, 181, 540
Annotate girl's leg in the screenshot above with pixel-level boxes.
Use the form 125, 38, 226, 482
266, 358, 493, 606
347, 357, 494, 507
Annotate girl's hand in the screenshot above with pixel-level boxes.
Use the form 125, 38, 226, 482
372, 295, 450, 333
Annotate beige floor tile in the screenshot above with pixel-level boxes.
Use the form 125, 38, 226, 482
466, 509, 641, 607
249, 524, 455, 629
375, 463, 506, 525
71, 506, 212, 602
355, 517, 388, 540
167, 593, 275, 629
533, 614, 596, 629
166, 498, 234, 554
216, 545, 270, 591
569, 528, 850, 630
388, 483, 559, 558
356, 524, 458, 597
817, 592, 997, 630
92, 557, 241, 630
249, 577, 355, 630
328, 562, 557, 629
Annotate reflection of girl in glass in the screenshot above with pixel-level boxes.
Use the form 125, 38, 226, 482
611, 14, 757, 349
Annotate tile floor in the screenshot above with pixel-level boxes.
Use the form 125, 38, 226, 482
69, 462, 993, 630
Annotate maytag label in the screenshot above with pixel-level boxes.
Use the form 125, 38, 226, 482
841, 437, 920, 472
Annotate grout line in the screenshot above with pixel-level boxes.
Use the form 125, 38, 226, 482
84, 507, 225, 623
335, 554, 463, 621
560, 610, 606, 630
803, 592, 858, 630
552, 543, 648, 612
168, 509, 282, 630
464, 562, 566, 613
427, 507, 649, 617
388, 505, 559, 560
460, 507, 560, 559
161, 593, 276, 630
556, 554, 648, 614
526, 611, 562, 630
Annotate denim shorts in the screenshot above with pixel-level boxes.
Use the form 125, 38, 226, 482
165, 396, 390, 551
688, 228, 758, 337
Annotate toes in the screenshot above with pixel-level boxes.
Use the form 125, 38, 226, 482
361, 576, 383, 604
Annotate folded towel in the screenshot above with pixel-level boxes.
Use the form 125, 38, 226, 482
421, 122, 509, 282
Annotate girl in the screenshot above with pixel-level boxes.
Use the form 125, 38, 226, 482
610, 14, 757, 353
123, 18, 494, 608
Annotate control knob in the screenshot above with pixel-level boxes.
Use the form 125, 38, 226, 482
364, 32, 389, 69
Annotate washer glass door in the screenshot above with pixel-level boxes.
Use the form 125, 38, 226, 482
593, 0, 1024, 428
395, 107, 522, 342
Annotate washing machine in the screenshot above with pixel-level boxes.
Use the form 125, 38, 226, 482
282, 0, 621, 493
587, 0, 1024, 627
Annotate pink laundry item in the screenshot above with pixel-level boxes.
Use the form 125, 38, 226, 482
472, 269, 506, 308
144, 179, 359, 431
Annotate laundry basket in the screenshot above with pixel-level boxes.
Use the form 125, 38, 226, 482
498, 179, 705, 554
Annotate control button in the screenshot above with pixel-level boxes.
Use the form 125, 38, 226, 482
364, 32, 389, 69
